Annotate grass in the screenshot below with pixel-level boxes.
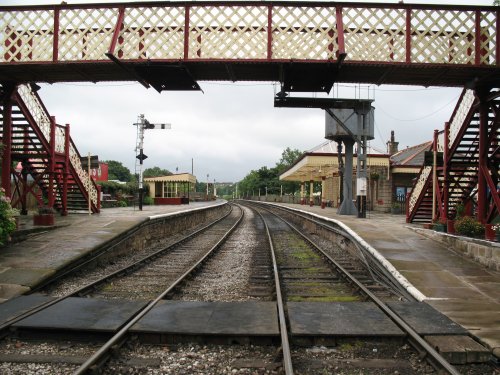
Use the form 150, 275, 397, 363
288, 295, 360, 302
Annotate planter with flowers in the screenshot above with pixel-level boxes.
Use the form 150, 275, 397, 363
33, 206, 55, 226
432, 218, 447, 233
492, 224, 500, 242
455, 216, 484, 239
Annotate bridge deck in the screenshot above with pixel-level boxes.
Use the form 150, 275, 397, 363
1, 1, 498, 89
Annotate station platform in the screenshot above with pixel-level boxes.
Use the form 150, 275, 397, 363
272, 202, 500, 358
0, 201, 222, 303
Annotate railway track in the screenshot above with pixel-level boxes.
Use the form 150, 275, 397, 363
0, 202, 495, 374
0, 204, 244, 374
251, 202, 464, 375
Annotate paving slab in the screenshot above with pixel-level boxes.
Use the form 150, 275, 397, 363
0, 268, 55, 288
425, 335, 492, 364
387, 301, 467, 335
131, 301, 279, 336
0, 284, 30, 303
13, 297, 147, 332
287, 302, 403, 337
0, 294, 55, 325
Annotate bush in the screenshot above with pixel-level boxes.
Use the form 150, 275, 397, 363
0, 188, 17, 246
455, 216, 484, 237
117, 200, 128, 208
143, 196, 154, 205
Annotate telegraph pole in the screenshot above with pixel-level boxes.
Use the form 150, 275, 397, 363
134, 114, 171, 210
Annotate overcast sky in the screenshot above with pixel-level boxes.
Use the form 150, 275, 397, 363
4, 0, 494, 182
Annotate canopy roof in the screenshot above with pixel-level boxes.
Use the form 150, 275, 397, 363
280, 141, 389, 182
280, 139, 430, 181
144, 173, 196, 184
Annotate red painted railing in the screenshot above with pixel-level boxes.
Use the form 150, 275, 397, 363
0, 2, 497, 66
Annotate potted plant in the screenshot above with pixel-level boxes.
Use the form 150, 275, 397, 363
491, 223, 500, 242
370, 171, 380, 181
391, 201, 401, 214
455, 216, 484, 238
432, 218, 447, 232
33, 206, 55, 226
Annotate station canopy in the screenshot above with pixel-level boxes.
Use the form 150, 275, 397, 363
280, 140, 431, 182
144, 173, 196, 184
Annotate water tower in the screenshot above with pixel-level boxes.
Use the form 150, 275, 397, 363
324, 99, 374, 217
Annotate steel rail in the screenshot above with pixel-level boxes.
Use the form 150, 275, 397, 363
30, 204, 231, 293
0, 204, 233, 337
257, 202, 414, 301
73, 204, 245, 375
271, 208, 462, 375
255, 208, 294, 375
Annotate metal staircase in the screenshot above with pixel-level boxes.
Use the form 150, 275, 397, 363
407, 88, 500, 224
0, 83, 100, 214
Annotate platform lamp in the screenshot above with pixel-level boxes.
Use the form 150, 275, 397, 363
134, 114, 171, 211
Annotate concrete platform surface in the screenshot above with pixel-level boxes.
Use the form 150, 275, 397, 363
0, 201, 222, 302
131, 301, 280, 336
273, 203, 500, 356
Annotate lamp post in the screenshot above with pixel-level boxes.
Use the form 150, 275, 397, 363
206, 173, 209, 200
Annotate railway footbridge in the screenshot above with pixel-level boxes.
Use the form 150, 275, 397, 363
0, 1, 499, 222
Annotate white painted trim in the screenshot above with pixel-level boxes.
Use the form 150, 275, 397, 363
148, 200, 227, 221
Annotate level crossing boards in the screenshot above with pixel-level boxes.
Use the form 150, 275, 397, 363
0, 2, 499, 90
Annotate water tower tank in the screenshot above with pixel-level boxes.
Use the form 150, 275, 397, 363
325, 100, 375, 141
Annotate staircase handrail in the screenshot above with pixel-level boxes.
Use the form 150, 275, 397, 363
408, 165, 432, 215
448, 89, 475, 150
16, 84, 98, 208
68, 138, 99, 207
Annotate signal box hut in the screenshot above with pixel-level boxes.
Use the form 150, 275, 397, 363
144, 173, 196, 205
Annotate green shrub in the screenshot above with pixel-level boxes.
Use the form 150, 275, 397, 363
143, 196, 154, 205
117, 200, 128, 208
455, 216, 484, 237
0, 188, 17, 246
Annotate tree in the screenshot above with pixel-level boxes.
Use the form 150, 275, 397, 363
104, 160, 132, 182
277, 147, 303, 170
274, 147, 303, 195
238, 147, 303, 196
494, 0, 500, 6
143, 166, 172, 178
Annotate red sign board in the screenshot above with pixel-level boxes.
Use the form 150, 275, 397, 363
91, 162, 108, 181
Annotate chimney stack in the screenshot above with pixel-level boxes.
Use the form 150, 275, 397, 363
387, 130, 399, 155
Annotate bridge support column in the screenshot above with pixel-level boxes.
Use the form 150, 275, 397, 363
309, 180, 314, 206
337, 138, 357, 215
442, 121, 450, 221
19, 162, 29, 215
48, 116, 56, 208
321, 176, 326, 209
477, 90, 489, 224
61, 123, 70, 216
1, 84, 15, 198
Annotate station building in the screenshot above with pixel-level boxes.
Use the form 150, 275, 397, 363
279, 133, 431, 213
144, 173, 196, 205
